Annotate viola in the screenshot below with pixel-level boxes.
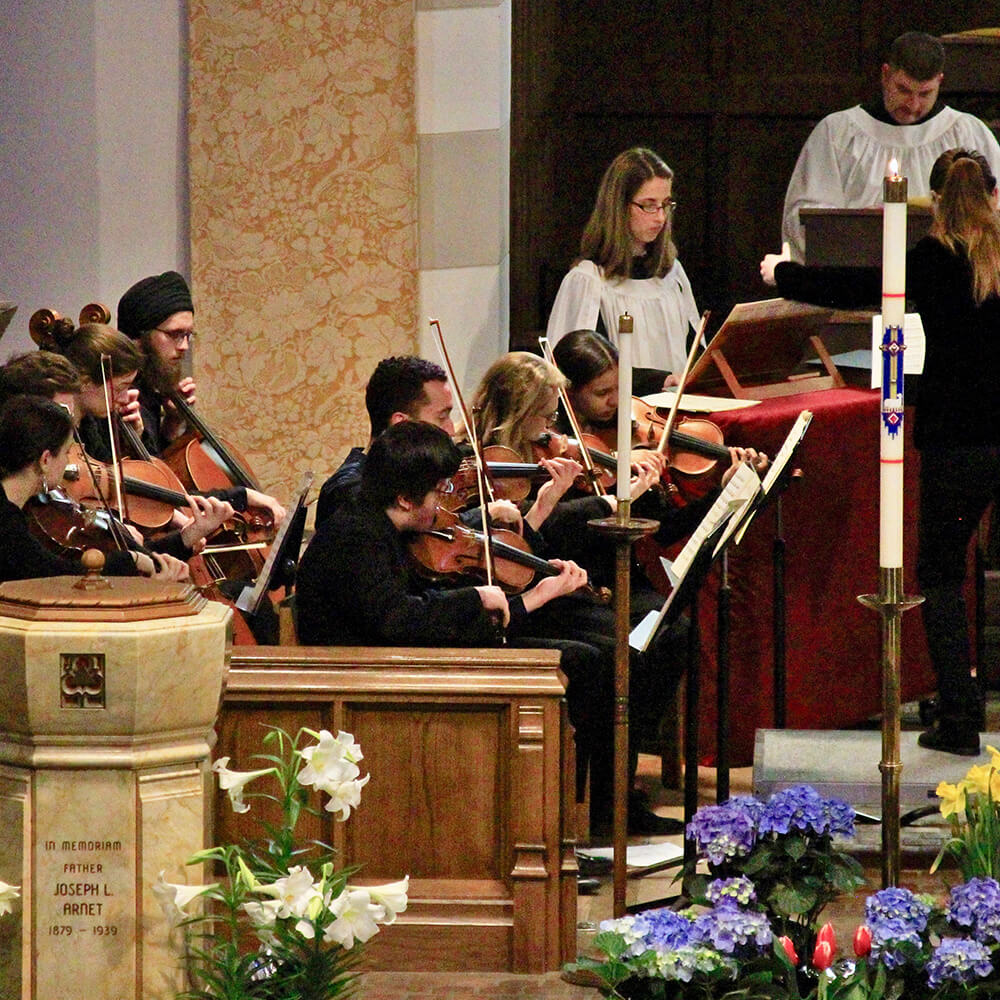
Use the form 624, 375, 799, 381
62, 441, 189, 531
408, 506, 610, 604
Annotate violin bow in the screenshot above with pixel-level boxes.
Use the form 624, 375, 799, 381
538, 335, 606, 496
100, 353, 132, 527
653, 311, 710, 457
428, 318, 498, 590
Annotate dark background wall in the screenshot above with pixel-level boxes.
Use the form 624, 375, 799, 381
510, 3, 1000, 348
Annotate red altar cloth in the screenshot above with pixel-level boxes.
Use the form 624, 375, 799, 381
688, 387, 940, 764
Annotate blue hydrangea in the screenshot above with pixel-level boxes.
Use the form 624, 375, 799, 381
647, 944, 738, 982
758, 784, 827, 836
864, 887, 933, 969
706, 876, 757, 909
822, 796, 856, 838
690, 906, 772, 957
599, 908, 694, 958
947, 877, 1000, 944
686, 800, 758, 865
925, 937, 994, 988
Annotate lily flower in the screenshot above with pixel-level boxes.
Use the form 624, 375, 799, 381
358, 876, 409, 924
323, 887, 382, 948
322, 773, 371, 821
152, 871, 217, 925
242, 898, 282, 946
298, 730, 363, 792
0, 880, 21, 916
212, 757, 276, 814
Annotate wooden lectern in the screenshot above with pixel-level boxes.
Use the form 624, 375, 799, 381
685, 299, 840, 399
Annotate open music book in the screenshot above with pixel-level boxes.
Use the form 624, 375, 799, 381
629, 410, 813, 652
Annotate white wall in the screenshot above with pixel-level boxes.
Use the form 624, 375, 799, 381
0, 0, 188, 356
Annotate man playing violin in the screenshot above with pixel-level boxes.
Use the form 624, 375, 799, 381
298, 419, 627, 840
315, 356, 456, 526
116, 270, 286, 526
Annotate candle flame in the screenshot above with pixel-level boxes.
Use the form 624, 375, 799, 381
887, 157, 899, 180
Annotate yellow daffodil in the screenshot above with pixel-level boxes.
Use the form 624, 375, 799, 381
936, 779, 966, 820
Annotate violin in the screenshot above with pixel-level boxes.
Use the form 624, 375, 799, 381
531, 431, 617, 493
629, 398, 730, 476
408, 506, 610, 603
442, 446, 551, 511
26, 488, 130, 557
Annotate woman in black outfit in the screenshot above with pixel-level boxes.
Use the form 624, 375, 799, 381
761, 147, 1000, 756
0, 395, 184, 583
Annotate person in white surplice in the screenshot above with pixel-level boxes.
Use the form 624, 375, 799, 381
545, 147, 702, 392
781, 30, 1000, 262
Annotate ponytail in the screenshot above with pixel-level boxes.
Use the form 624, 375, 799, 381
930, 150, 1000, 304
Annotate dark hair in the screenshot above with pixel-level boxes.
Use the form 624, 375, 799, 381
887, 31, 944, 81
580, 147, 676, 280
365, 356, 448, 436
552, 329, 618, 389
0, 394, 74, 477
0, 351, 82, 404
34, 322, 145, 384
360, 421, 462, 510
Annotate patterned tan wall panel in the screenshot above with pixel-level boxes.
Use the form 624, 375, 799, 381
188, 0, 418, 499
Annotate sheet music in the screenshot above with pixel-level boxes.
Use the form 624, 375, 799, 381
641, 390, 760, 413
761, 410, 813, 495
734, 410, 813, 544
630, 462, 760, 652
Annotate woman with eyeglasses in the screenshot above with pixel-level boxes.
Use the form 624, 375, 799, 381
546, 147, 701, 392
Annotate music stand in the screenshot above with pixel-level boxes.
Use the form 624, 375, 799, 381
686, 299, 840, 399
0, 302, 17, 340
236, 472, 313, 618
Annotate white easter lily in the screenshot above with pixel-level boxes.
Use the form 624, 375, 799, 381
361, 876, 409, 924
0, 879, 21, 916
323, 888, 381, 948
322, 773, 371, 821
152, 871, 217, 925
212, 757, 276, 813
297, 730, 363, 792
242, 898, 283, 946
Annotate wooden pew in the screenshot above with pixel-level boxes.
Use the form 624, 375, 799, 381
215, 645, 579, 973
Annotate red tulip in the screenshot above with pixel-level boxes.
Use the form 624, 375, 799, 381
853, 924, 872, 958
812, 940, 834, 971
816, 922, 837, 952
778, 935, 798, 965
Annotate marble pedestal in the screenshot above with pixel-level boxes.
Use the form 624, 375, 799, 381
0, 572, 230, 1000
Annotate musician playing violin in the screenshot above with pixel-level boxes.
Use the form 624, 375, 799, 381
298, 419, 630, 837
116, 270, 286, 526
550, 330, 769, 546
0, 349, 236, 561
0, 395, 188, 584
314, 355, 571, 540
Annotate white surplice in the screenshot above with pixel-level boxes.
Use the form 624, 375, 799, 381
545, 258, 701, 373
781, 105, 1000, 262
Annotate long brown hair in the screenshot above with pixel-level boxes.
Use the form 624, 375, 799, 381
929, 148, 1000, 304
35, 322, 145, 385
467, 352, 566, 460
579, 147, 677, 280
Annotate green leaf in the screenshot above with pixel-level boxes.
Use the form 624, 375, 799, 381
783, 835, 807, 861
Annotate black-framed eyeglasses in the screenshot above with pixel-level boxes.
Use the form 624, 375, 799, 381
154, 326, 196, 343
630, 199, 677, 216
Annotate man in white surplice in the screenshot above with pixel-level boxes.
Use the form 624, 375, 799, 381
781, 31, 1000, 262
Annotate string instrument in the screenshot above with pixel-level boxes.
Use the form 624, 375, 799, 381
531, 431, 617, 493
629, 398, 730, 476
162, 389, 262, 492
26, 488, 131, 558
62, 441, 187, 531
443, 446, 552, 511
408, 507, 610, 604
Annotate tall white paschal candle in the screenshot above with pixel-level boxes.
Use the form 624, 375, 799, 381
880, 159, 907, 568
616, 312, 633, 503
